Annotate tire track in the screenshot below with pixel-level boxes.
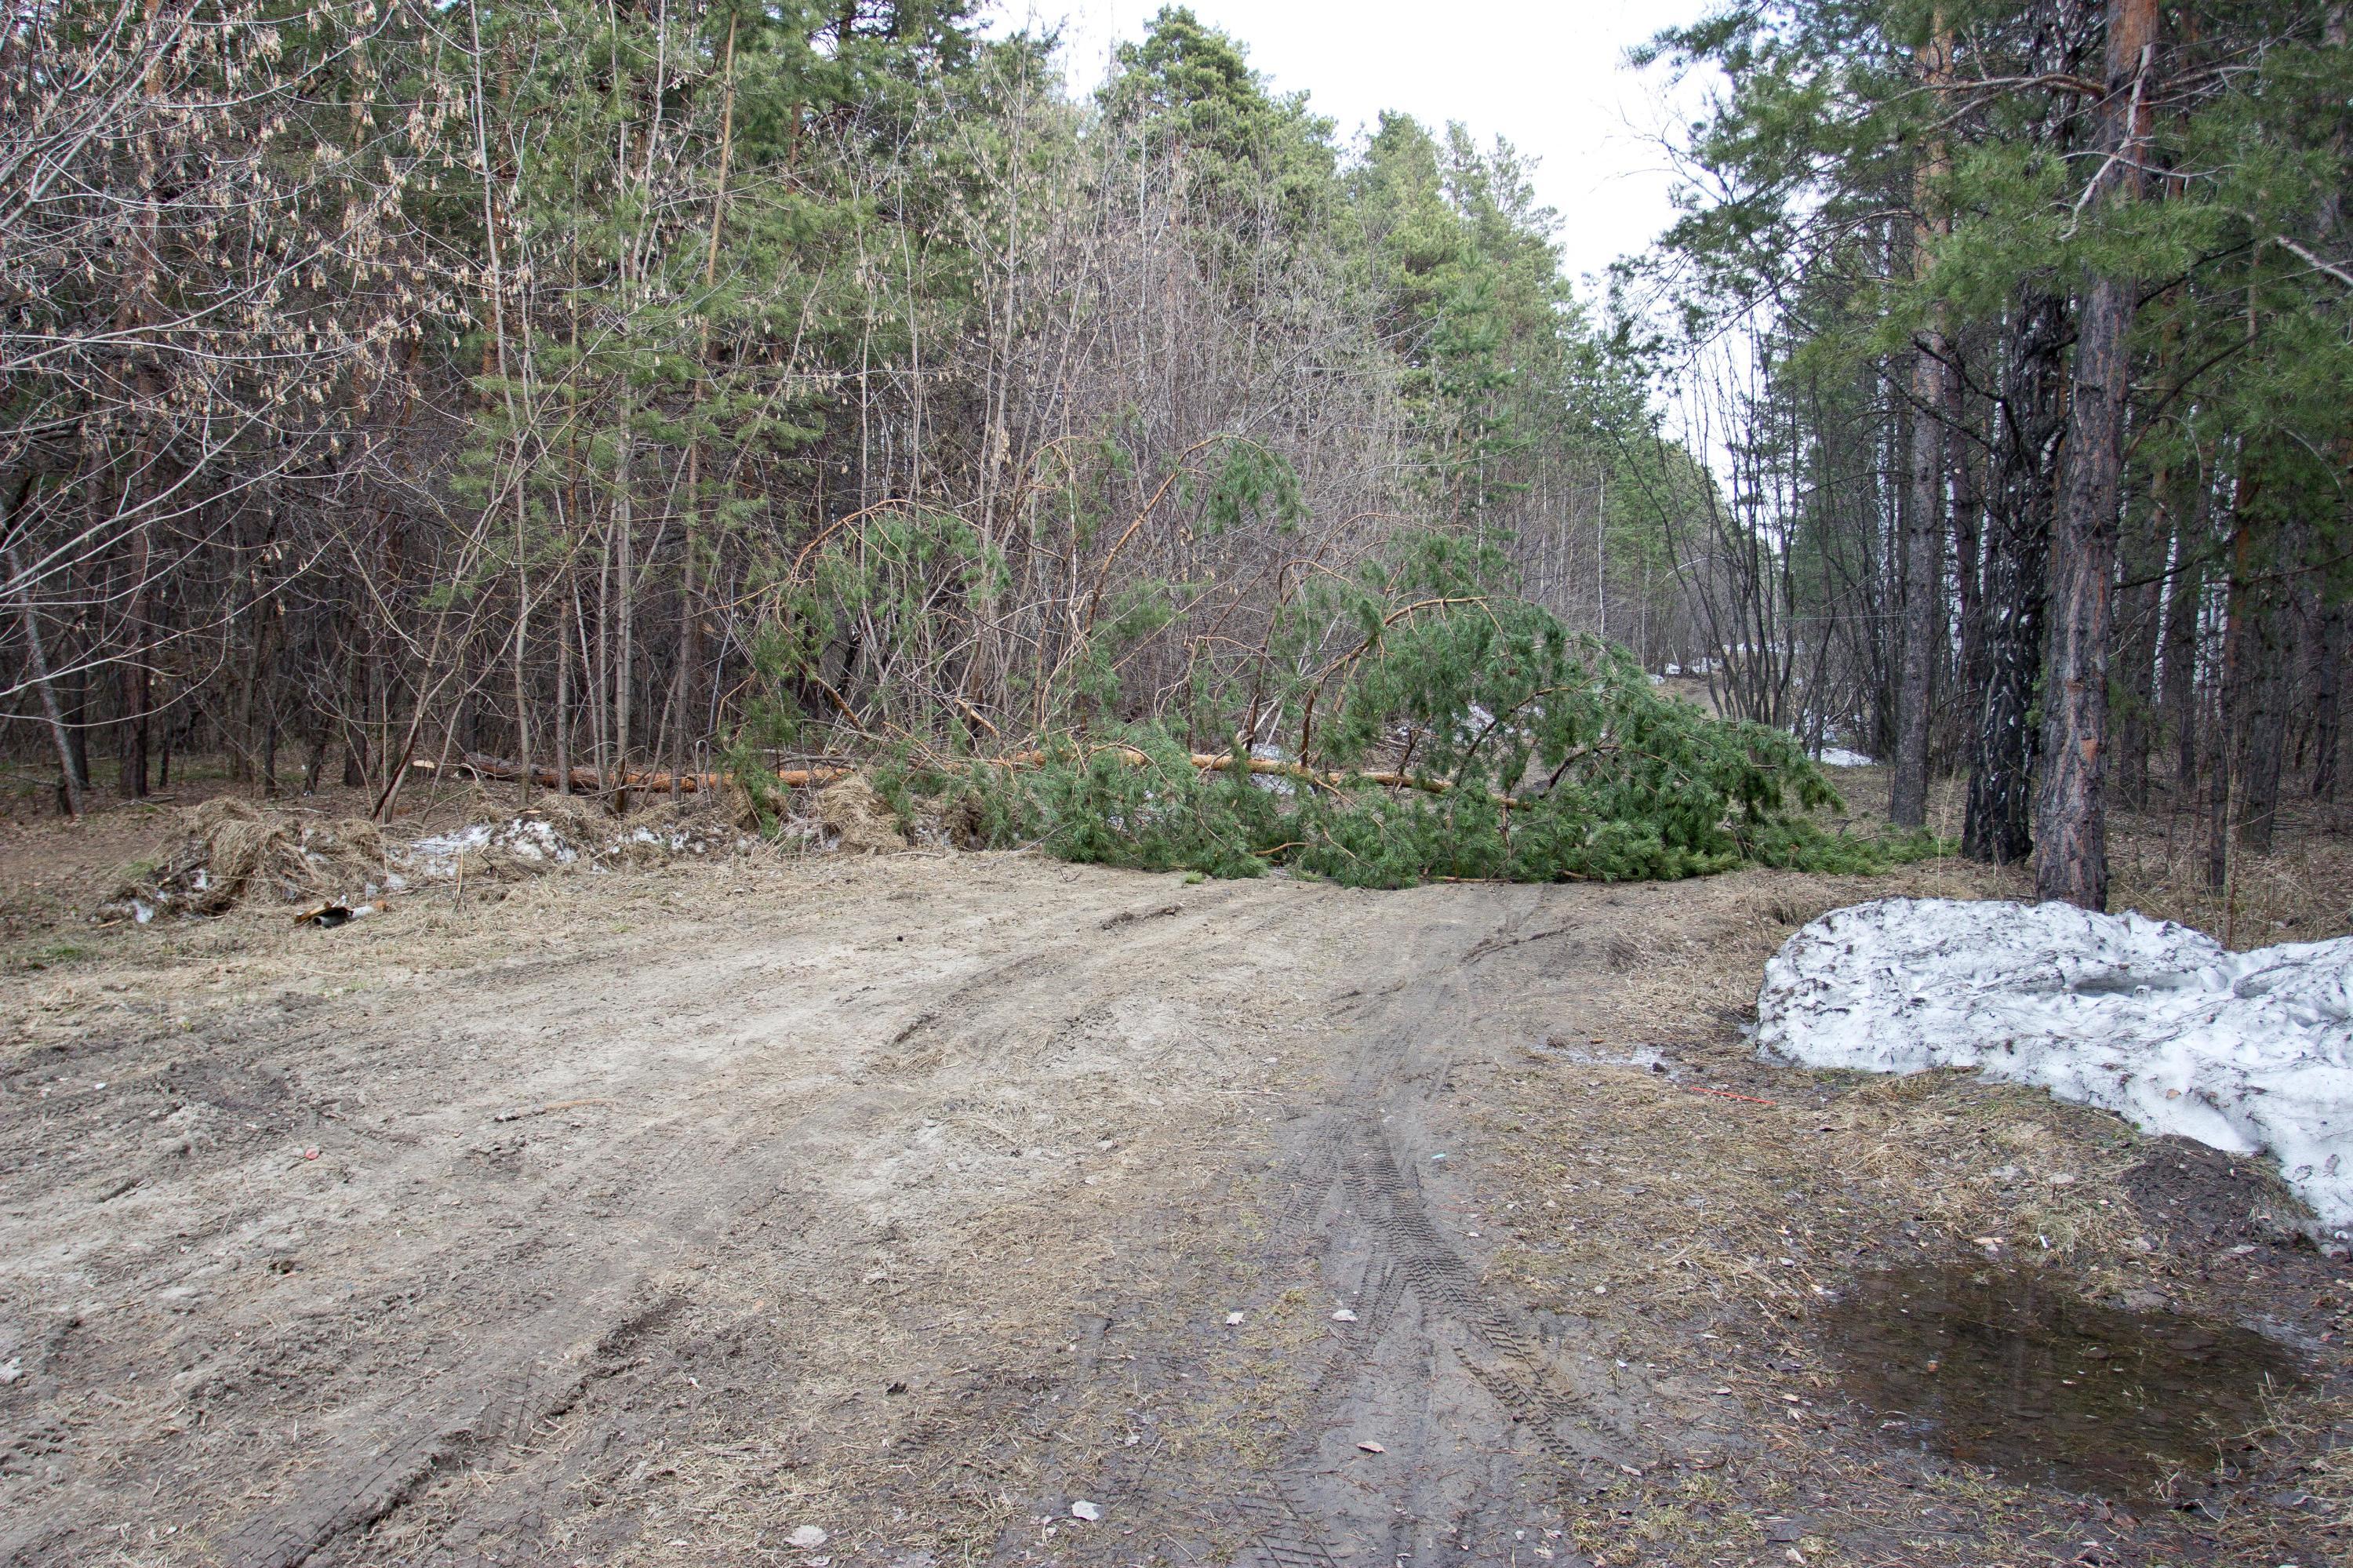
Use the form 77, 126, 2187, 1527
207, 883, 1283, 1567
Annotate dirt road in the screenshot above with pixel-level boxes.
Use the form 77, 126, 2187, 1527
2, 842, 2345, 1566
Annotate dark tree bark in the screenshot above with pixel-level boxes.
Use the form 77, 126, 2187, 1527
2034, 0, 2158, 911
116, 508, 153, 798
4, 479, 82, 817
1893, 355, 1944, 828
2205, 476, 2256, 894
2307, 4, 2349, 808
1947, 376, 1987, 771
2111, 498, 2164, 808
1964, 293, 2066, 864
2232, 521, 2306, 857
2314, 599, 2346, 801
2159, 469, 2207, 798
2232, 604, 2291, 854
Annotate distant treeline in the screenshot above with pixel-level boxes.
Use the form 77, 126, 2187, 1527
2, 0, 2346, 911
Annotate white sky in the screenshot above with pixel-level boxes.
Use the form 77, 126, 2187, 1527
982, 0, 1722, 293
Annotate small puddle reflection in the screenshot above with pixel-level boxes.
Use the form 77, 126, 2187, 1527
1823, 1263, 2303, 1497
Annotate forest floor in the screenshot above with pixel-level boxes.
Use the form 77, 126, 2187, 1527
0, 769, 2349, 1568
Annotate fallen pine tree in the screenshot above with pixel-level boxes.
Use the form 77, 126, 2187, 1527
924, 713, 1925, 887
473, 531, 1939, 887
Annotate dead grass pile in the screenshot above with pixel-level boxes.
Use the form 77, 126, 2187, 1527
718, 776, 762, 831
814, 776, 906, 853
96, 800, 389, 922
908, 789, 987, 850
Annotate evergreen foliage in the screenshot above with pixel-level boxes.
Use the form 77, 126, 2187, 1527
862, 530, 1933, 887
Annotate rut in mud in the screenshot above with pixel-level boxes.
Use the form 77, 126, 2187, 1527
2, 847, 2345, 1567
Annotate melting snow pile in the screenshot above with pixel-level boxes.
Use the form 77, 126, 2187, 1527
1756, 898, 2353, 1228
402, 801, 753, 879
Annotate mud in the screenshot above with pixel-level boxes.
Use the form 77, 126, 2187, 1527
1824, 1261, 2305, 1499
1, 834, 2347, 1567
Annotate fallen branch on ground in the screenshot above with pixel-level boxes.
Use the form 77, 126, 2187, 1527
409, 752, 849, 795
414, 747, 1518, 808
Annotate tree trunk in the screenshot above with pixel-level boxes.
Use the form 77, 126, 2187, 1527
613, 428, 635, 804
2158, 469, 2206, 798
1947, 379, 1985, 772
4, 499, 85, 817
2033, 0, 2158, 911
1963, 293, 2065, 864
117, 500, 152, 799
555, 566, 574, 796
2205, 487, 2255, 893
2233, 598, 2291, 855
675, 13, 737, 784
2233, 519, 2305, 857
2307, 4, 2348, 808
1891, 14, 1953, 830
2111, 497, 2164, 808
2314, 599, 2346, 802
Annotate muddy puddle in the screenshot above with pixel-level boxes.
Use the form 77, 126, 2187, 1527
1824, 1261, 2304, 1498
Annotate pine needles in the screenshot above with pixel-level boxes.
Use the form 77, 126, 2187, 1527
857, 531, 1939, 888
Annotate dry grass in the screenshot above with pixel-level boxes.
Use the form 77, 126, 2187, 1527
1849, 765, 2353, 947
3, 761, 2346, 1565
94, 797, 391, 920
1455, 820, 2351, 1568
2108, 799, 2353, 947
813, 774, 909, 853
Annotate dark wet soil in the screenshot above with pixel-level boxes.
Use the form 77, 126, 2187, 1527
1825, 1261, 2306, 1500
2122, 1135, 2315, 1250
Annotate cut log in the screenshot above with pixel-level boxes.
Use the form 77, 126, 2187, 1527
411, 748, 1518, 808
410, 752, 849, 795
987, 745, 1518, 806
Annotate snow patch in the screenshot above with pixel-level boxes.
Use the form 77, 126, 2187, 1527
401, 813, 747, 879
1756, 897, 2353, 1228
1815, 748, 1875, 768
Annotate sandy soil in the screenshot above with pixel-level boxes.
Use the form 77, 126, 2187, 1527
1, 793, 2348, 1567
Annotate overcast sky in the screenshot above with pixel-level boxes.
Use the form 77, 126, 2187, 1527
982, 0, 1722, 292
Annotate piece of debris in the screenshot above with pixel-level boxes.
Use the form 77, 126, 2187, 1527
0, 1358, 20, 1384
1330, 1308, 1358, 1322
1356, 1440, 1386, 1453
1069, 1500, 1101, 1522
787, 1525, 827, 1548
1224, 1311, 1245, 1326
1686, 1084, 1777, 1107
493, 1097, 616, 1124
300, 1148, 319, 1161
295, 902, 376, 929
